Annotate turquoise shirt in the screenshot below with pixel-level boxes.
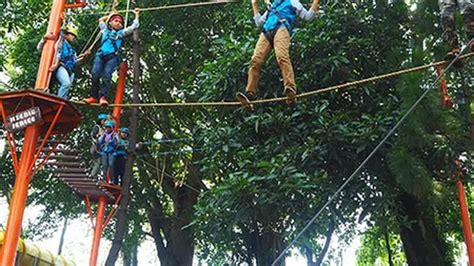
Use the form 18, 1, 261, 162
263, 0, 297, 32
60, 40, 77, 71
97, 20, 139, 57
254, 0, 317, 32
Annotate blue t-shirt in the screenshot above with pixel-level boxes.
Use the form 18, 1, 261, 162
60, 41, 77, 71
263, 0, 297, 33
98, 29, 125, 56
97, 20, 139, 57
113, 137, 129, 157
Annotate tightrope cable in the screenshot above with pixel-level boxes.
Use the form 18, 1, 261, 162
71, 52, 474, 108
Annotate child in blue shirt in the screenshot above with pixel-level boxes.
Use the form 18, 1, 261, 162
38, 27, 91, 99
90, 113, 109, 177
98, 120, 118, 181
84, 9, 140, 106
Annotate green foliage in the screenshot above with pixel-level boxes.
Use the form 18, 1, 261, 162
356, 226, 406, 266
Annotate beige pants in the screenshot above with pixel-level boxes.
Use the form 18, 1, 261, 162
245, 27, 296, 94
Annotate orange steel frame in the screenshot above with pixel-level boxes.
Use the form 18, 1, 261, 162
450, 161, 474, 265
457, 180, 474, 264
435, 65, 453, 108
0, 1, 85, 265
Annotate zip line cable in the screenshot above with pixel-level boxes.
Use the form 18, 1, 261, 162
271, 42, 473, 265
70, 52, 474, 108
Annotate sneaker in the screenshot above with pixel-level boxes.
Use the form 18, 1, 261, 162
445, 47, 463, 68
236, 91, 256, 111
283, 87, 297, 107
99, 96, 109, 106
84, 97, 98, 104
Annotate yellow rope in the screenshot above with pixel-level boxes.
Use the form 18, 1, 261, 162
72, 52, 474, 108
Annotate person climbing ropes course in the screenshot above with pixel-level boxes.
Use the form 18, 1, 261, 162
439, 0, 474, 62
236, 0, 320, 110
84, 8, 140, 106
37, 27, 91, 99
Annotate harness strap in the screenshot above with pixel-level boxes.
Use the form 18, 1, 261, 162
262, 0, 292, 46
99, 30, 120, 56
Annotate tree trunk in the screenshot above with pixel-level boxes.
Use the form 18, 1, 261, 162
132, 244, 138, 266
57, 217, 68, 255
148, 187, 197, 266
315, 220, 335, 266
105, 5, 141, 264
147, 188, 175, 265
123, 250, 130, 266
398, 193, 451, 266
305, 219, 334, 266
255, 230, 284, 266
306, 247, 315, 266
144, 153, 202, 266
384, 231, 394, 266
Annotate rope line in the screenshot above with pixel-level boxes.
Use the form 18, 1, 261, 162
79, 26, 100, 54
80, 0, 237, 16
71, 52, 474, 108
139, 158, 201, 194
271, 42, 473, 265
124, 0, 131, 28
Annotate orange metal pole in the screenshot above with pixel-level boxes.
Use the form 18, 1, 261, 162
90, 197, 107, 266
456, 180, 474, 264
0, 101, 19, 175
112, 62, 128, 128
0, 125, 40, 265
35, 0, 66, 90
65, 2, 87, 9
435, 66, 452, 108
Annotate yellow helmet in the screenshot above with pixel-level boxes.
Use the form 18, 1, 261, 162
63, 27, 78, 38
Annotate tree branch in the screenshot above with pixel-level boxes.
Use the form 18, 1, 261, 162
314, 219, 335, 266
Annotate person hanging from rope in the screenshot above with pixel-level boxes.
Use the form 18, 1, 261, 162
83, 8, 140, 106
90, 113, 109, 177
37, 27, 91, 99
236, 0, 320, 110
112, 127, 129, 186
98, 120, 119, 181
439, 0, 474, 63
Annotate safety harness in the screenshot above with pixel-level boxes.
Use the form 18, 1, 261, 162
98, 29, 122, 61
262, 0, 293, 46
